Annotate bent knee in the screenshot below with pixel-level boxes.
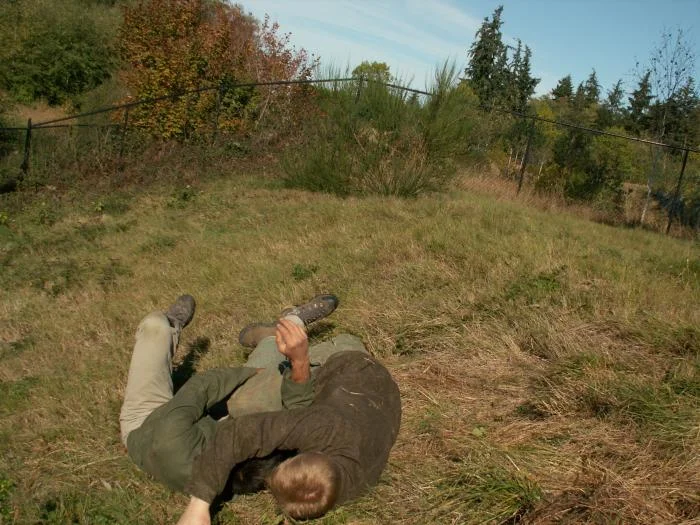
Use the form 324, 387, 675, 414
136, 312, 172, 339
332, 334, 367, 352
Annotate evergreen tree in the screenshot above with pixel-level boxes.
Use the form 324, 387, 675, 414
465, 5, 506, 106
661, 77, 699, 146
583, 69, 600, 105
504, 39, 522, 109
573, 82, 587, 110
597, 79, 625, 128
551, 75, 573, 100
626, 71, 654, 135
514, 44, 539, 111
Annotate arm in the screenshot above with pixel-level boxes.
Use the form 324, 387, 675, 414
276, 319, 315, 409
185, 407, 342, 504
175, 497, 210, 525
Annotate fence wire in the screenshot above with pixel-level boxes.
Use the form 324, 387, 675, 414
0, 76, 697, 234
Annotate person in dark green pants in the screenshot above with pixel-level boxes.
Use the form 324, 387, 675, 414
119, 294, 338, 494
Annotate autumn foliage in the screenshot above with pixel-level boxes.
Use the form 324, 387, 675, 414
119, 0, 317, 140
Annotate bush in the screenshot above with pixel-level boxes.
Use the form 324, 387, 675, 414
0, 0, 116, 105
282, 63, 476, 197
0, 95, 15, 160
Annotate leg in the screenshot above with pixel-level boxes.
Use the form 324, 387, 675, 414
119, 294, 195, 446
308, 334, 368, 366
226, 315, 304, 417
228, 294, 340, 417
119, 311, 180, 445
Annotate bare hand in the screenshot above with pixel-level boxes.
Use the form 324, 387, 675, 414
275, 319, 309, 363
176, 497, 210, 525
276, 319, 311, 383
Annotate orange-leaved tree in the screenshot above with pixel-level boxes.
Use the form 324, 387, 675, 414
119, 0, 316, 140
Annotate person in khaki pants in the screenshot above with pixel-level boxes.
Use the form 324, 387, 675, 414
119, 294, 340, 494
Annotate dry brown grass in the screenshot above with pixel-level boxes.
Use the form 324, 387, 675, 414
456, 168, 694, 239
0, 155, 698, 524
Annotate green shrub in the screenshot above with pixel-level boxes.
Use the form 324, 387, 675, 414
0, 0, 116, 104
0, 94, 16, 160
282, 63, 475, 197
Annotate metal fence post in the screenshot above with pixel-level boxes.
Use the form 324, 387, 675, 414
355, 75, 364, 103
119, 108, 129, 159
517, 118, 534, 195
20, 118, 32, 176
665, 148, 689, 234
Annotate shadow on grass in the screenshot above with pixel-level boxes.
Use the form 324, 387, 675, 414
172, 336, 211, 393
308, 320, 336, 342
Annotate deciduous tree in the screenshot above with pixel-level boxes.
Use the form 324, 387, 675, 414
352, 61, 392, 84
119, 0, 316, 139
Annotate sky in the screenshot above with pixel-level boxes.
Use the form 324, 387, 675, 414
244, 0, 700, 98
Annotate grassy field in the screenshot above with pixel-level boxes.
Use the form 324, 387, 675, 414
0, 154, 698, 524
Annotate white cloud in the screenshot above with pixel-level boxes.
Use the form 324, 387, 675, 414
245, 0, 476, 88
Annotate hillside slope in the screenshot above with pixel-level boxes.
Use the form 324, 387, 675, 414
0, 168, 698, 524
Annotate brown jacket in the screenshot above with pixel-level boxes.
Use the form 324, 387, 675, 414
186, 351, 402, 505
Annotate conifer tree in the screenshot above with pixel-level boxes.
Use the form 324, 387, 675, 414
465, 5, 506, 106
626, 71, 654, 135
514, 44, 539, 111
597, 79, 625, 128
551, 75, 573, 100
583, 69, 600, 105
573, 82, 587, 110
660, 77, 699, 146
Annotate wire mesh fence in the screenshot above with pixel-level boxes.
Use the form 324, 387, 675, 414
0, 77, 697, 235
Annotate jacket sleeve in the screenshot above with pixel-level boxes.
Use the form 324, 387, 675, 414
185, 407, 353, 503
280, 369, 315, 409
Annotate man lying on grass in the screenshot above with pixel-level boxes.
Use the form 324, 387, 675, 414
119, 294, 402, 523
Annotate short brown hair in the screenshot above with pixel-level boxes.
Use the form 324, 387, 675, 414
268, 452, 340, 519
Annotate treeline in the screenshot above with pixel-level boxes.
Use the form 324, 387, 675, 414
0, 1, 698, 227
460, 6, 699, 223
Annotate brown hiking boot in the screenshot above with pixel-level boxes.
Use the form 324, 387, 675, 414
238, 294, 340, 348
238, 322, 277, 348
165, 294, 196, 329
280, 294, 339, 326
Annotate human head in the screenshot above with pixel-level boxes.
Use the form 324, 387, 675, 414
268, 452, 340, 520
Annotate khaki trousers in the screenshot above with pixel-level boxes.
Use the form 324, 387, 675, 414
119, 311, 367, 445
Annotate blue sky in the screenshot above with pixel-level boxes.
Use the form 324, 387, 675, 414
244, 0, 699, 98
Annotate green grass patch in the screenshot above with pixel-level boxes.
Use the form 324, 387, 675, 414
615, 363, 699, 449
291, 263, 319, 282
505, 268, 565, 304
433, 465, 543, 523
0, 474, 14, 521
37, 489, 154, 525
93, 194, 131, 216
0, 376, 39, 414
0, 336, 34, 361
139, 235, 177, 254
